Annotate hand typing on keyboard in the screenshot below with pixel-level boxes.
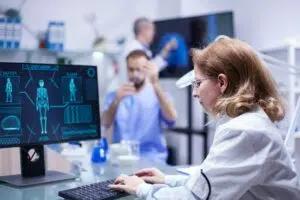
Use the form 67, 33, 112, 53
108, 174, 145, 195
108, 168, 166, 195
58, 179, 131, 200
58, 168, 166, 200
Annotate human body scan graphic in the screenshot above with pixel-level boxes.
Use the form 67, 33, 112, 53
69, 78, 77, 102
36, 80, 49, 134
5, 78, 13, 103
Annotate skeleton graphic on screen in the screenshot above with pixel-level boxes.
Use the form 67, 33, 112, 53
69, 78, 77, 102
36, 80, 49, 134
5, 78, 13, 103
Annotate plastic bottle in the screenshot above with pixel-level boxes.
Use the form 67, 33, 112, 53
91, 138, 108, 163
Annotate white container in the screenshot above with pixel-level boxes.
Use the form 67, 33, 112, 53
117, 155, 140, 166
109, 143, 130, 164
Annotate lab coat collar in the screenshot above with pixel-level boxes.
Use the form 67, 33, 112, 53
215, 114, 231, 128
214, 107, 267, 128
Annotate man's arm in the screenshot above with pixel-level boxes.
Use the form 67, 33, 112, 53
159, 38, 177, 59
152, 38, 177, 72
152, 83, 177, 121
144, 62, 177, 121
101, 83, 136, 129
101, 97, 120, 129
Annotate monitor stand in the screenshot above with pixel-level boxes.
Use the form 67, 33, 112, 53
0, 145, 76, 187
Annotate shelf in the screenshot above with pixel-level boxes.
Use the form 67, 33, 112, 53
280, 88, 300, 93
260, 44, 300, 53
0, 48, 120, 64
0, 48, 119, 55
262, 43, 300, 129
0, 48, 95, 58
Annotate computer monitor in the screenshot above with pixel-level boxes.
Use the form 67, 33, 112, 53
0, 62, 101, 187
151, 11, 234, 78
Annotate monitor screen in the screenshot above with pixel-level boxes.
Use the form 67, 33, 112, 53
151, 11, 234, 78
0, 62, 100, 148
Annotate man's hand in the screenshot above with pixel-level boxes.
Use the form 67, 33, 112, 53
160, 38, 178, 59
144, 61, 159, 85
108, 175, 145, 195
101, 83, 136, 129
115, 83, 136, 101
134, 168, 165, 184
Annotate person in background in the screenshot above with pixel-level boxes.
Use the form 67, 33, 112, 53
102, 50, 177, 162
119, 17, 177, 83
108, 37, 300, 199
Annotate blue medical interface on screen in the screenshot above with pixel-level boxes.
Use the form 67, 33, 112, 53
0, 63, 100, 147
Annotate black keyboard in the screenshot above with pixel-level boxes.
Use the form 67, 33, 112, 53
58, 179, 130, 200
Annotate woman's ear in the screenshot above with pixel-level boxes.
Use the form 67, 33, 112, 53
217, 74, 228, 94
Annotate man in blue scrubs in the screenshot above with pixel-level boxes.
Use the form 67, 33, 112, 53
102, 50, 177, 161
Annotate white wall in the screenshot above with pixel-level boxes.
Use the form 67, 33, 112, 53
157, 0, 181, 20
180, 0, 234, 16
3, 0, 300, 51
234, 0, 300, 50
180, 0, 300, 50
0, 0, 158, 50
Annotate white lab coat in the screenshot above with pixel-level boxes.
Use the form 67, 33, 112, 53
137, 108, 300, 199
118, 39, 167, 83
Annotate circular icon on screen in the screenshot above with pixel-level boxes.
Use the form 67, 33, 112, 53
87, 68, 96, 78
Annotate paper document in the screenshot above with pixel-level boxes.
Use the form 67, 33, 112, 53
176, 166, 201, 175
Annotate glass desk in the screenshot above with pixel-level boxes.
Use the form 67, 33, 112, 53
0, 155, 178, 200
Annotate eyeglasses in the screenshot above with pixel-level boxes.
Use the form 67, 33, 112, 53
191, 78, 211, 89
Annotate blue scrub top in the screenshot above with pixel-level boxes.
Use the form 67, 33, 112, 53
103, 82, 175, 161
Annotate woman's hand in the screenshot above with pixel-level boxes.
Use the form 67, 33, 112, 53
108, 175, 145, 195
134, 168, 165, 184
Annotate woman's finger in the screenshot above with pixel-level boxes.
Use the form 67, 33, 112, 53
134, 168, 153, 176
108, 184, 126, 191
114, 175, 128, 184
140, 176, 155, 183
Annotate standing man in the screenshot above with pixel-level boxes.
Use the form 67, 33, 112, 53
119, 17, 177, 83
102, 50, 177, 161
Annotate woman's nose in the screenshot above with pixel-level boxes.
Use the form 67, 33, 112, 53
192, 88, 199, 98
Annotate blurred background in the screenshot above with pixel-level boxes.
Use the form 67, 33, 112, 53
1, 0, 300, 166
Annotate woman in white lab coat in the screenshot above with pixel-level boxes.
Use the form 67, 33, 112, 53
109, 37, 300, 199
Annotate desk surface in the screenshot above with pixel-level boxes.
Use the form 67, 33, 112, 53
0, 156, 178, 200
